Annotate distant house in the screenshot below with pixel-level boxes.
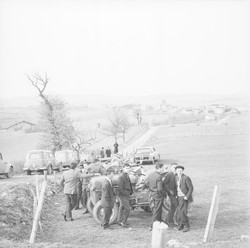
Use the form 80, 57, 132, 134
205, 114, 217, 122
141, 105, 154, 111
0, 120, 36, 132
181, 107, 194, 115
160, 101, 178, 113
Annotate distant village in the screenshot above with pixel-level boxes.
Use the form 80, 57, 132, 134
0, 101, 245, 133
158, 101, 241, 122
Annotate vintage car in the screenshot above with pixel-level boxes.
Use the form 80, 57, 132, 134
88, 167, 170, 225
23, 150, 58, 175
134, 146, 160, 164
55, 150, 78, 170
0, 153, 14, 178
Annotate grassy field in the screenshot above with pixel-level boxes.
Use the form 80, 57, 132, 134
148, 112, 250, 244
21, 112, 249, 248
0, 111, 249, 247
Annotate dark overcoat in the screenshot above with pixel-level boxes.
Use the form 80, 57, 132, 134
179, 174, 194, 203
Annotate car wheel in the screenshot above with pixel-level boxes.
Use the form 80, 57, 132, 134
5, 166, 14, 178
93, 200, 119, 224
27, 170, 31, 175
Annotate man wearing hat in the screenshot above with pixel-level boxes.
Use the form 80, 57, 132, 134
175, 165, 193, 232
60, 160, 80, 221
117, 163, 133, 227
163, 162, 178, 227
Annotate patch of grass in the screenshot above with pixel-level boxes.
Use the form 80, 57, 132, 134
150, 113, 205, 126
0, 184, 34, 241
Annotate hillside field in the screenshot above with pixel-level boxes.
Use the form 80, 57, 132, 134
0, 111, 249, 248
36, 112, 250, 248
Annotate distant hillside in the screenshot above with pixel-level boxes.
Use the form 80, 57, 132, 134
0, 93, 249, 108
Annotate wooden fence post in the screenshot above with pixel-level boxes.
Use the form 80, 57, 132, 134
44, 170, 47, 181
35, 174, 40, 199
54, 170, 57, 192
29, 180, 47, 244
203, 185, 221, 243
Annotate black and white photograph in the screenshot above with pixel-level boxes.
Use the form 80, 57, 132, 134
0, 0, 249, 247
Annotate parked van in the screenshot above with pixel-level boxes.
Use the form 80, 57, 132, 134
55, 150, 78, 169
23, 150, 57, 175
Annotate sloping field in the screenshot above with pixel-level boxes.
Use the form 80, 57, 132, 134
0, 131, 42, 161
34, 112, 250, 248
147, 112, 250, 244
0, 112, 249, 248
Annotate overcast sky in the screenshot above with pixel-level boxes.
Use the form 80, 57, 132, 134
0, 0, 249, 99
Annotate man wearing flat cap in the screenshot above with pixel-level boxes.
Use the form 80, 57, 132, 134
60, 160, 80, 221
175, 165, 194, 232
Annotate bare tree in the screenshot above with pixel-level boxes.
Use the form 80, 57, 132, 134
103, 107, 131, 142
63, 126, 96, 161
28, 73, 72, 152
27, 73, 52, 110
118, 110, 130, 142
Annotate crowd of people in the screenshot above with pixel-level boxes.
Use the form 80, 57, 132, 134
59, 159, 193, 232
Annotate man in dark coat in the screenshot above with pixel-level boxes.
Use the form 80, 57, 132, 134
114, 142, 119, 154
106, 147, 111, 158
147, 163, 166, 230
175, 165, 193, 232
100, 147, 105, 158
117, 163, 133, 227
163, 163, 178, 227
101, 168, 115, 229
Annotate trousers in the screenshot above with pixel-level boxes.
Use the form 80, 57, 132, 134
76, 188, 88, 210
151, 194, 164, 227
167, 194, 178, 224
117, 196, 130, 224
102, 207, 112, 226
65, 194, 77, 218
175, 196, 189, 227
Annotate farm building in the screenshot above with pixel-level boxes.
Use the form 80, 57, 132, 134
0, 120, 36, 132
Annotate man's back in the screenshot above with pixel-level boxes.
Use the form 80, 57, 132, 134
117, 172, 132, 197
148, 171, 161, 191
163, 171, 177, 194
101, 179, 114, 207
61, 169, 79, 194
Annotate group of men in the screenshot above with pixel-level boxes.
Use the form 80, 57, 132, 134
59, 160, 105, 221
101, 163, 132, 229
60, 160, 193, 232
100, 142, 119, 159
147, 162, 194, 232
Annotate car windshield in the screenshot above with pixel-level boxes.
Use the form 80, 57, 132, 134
28, 152, 43, 160
55, 152, 67, 159
136, 148, 151, 154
